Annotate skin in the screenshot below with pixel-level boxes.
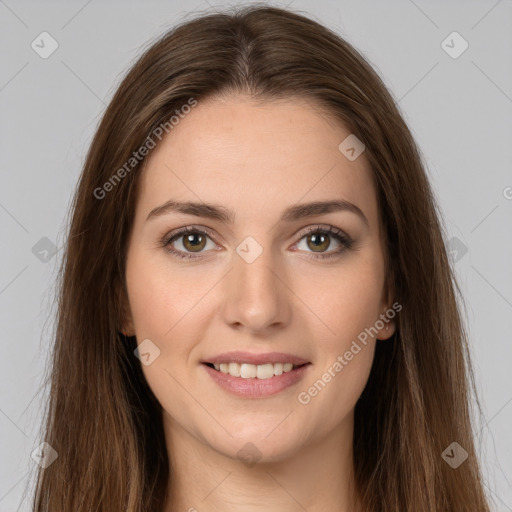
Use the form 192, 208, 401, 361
121, 93, 396, 512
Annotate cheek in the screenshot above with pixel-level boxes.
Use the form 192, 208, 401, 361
294, 251, 385, 350
125, 250, 206, 429
125, 246, 213, 378
294, 270, 380, 428
125, 248, 207, 338
292, 252, 383, 416
295, 340, 375, 442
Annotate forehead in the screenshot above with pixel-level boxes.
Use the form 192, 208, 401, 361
135, 94, 379, 229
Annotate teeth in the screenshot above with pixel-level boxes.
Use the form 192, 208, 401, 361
240, 363, 257, 378
210, 362, 299, 379
228, 362, 241, 377
256, 364, 274, 379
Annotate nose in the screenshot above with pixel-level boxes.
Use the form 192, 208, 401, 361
220, 243, 291, 334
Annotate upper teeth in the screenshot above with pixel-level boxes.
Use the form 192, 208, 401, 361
213, 362, 295, 379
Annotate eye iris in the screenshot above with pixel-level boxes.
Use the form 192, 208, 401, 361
307, 233, 330, 252
183, 232, 206, 252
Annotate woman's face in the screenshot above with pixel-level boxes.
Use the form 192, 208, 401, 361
123, 94, 395, 463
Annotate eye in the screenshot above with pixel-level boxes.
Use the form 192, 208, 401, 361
293, 224, 354, 260
162, 227, 218, 260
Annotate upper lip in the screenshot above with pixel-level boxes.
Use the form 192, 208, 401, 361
202, 351, 310, 366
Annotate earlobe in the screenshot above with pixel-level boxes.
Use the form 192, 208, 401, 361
377, 294, 398, 340
378, 319, 396, 341
116, 281, 135, 337
120, 315, 135, 338
120, 312, 135, 338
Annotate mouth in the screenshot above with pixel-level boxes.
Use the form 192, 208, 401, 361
201, 358, 312, 398
203, 361, 309, 379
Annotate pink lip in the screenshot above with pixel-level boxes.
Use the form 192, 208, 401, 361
202, 351, 310, 366
202, 362, 312, 398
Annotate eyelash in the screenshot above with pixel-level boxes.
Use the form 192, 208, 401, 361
160, 224, 355, 261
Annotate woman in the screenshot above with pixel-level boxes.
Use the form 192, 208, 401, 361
32, 5, 490, 511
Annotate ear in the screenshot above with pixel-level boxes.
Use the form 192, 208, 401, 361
116, 279, 135, 337
376, 275, 397, 341
376, 313, 396, 341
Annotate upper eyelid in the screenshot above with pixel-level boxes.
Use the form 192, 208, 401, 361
164, 225, 218, 244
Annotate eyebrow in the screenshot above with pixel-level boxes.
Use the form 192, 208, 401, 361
146, 199, 369, 227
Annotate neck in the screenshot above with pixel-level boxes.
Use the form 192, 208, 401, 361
163, 412, 362, 512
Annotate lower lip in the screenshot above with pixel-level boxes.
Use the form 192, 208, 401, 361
202, 363, 311, 398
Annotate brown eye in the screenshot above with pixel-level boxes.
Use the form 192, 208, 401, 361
163, 227, 217, 259
306, 232, 331, 252
182, 232, 207, 252
294, 225, 354, 260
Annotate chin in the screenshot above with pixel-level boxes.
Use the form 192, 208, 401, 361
208, 426, 304, 466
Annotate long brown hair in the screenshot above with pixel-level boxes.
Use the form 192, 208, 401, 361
32, 4, 490, 511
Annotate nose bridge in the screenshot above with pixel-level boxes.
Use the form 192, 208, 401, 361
222, 237, 289, 331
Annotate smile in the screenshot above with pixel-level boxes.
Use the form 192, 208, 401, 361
202, 361, 311, 398
207, 362, 300, 379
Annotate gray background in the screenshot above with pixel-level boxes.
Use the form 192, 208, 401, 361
1, 0, 511, 510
